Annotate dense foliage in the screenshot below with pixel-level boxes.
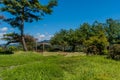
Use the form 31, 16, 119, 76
50, 19, 120, 55
109, 44, 120, 60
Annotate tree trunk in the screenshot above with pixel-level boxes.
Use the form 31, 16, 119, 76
21, 36, 27, 51
62, 46, 65, 52
21, 7, 28, 51
21, 23, 27, 51
42, 43, 45, 52
72, 45, 76, 52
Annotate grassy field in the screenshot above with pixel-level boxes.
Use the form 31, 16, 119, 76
0, 51, 120, 80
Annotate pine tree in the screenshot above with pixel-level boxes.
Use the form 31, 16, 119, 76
0, 0, 57, 51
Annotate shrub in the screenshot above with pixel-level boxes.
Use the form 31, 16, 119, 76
102, 49, 109, 55
8, 46, 18, 51
84, 32, 109, 55
0, 47, 3, 52
75, 45, 84, 52
109, 44, 120, 60
0, 46, 14, 55
86, 45, 99, 55
0, 50, 14, 54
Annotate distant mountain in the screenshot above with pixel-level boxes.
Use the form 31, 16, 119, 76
38, 40, 50, 43
37, 40, 50, 45
0, 44, 5, 47
0, 43, 19, 47
0, 40, 50, 47
8, 43, 19, 47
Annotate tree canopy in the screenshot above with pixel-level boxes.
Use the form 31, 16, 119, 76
50, 18, 120, 54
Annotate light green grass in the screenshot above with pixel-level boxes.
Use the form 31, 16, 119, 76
0, 52, 120, 80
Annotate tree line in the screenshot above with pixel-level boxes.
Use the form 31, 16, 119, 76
50, 19, 120, 55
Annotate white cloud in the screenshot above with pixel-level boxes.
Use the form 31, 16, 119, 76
0, 27, 14, 44
35, 33, 53, 41
0, 27, 8, 32
39, 34, 45, 38
0, 32, 6, 39
48, 35, 54, 38
0, 27, 8, 40
35, 33, 45, 41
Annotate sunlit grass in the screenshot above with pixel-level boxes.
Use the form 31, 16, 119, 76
0, 52, 120, 80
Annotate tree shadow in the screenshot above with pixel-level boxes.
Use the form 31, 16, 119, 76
0, 50, 14, 55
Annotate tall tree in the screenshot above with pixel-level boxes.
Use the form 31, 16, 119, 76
77, 23, 91, 44
67, 29, 78, 52
0, 0, 57, 51
105, 19, 120, 44
91, 21, 105, 36
50, 29, 68, 51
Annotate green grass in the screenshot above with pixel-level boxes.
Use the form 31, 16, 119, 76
0, 51, 120, 80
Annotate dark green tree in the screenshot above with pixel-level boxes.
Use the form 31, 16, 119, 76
91, 21, 105, 36
76, 23, 91, 45
0, 0, 57, 51
105, 19, 120, 44
50, 29, 68, 51
67, 29, 78, 52
79, 23, 91, 40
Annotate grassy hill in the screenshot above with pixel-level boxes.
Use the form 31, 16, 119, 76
0, 51, 120, 80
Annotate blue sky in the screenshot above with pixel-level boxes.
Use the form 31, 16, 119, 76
1, 0, 120, 43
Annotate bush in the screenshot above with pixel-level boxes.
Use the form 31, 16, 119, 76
102, 49, 109, 55
75, 45, 84, 52
84, 31, 109, 55
86, 45, 99, 55
109, 44, 120, 60
8, 46, 18, 51
0, 50, 14, 54
0, 46, 14, 55
0, 47, 3, 52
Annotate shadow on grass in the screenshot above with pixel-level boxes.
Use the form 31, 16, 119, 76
0, 50, 14, 55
